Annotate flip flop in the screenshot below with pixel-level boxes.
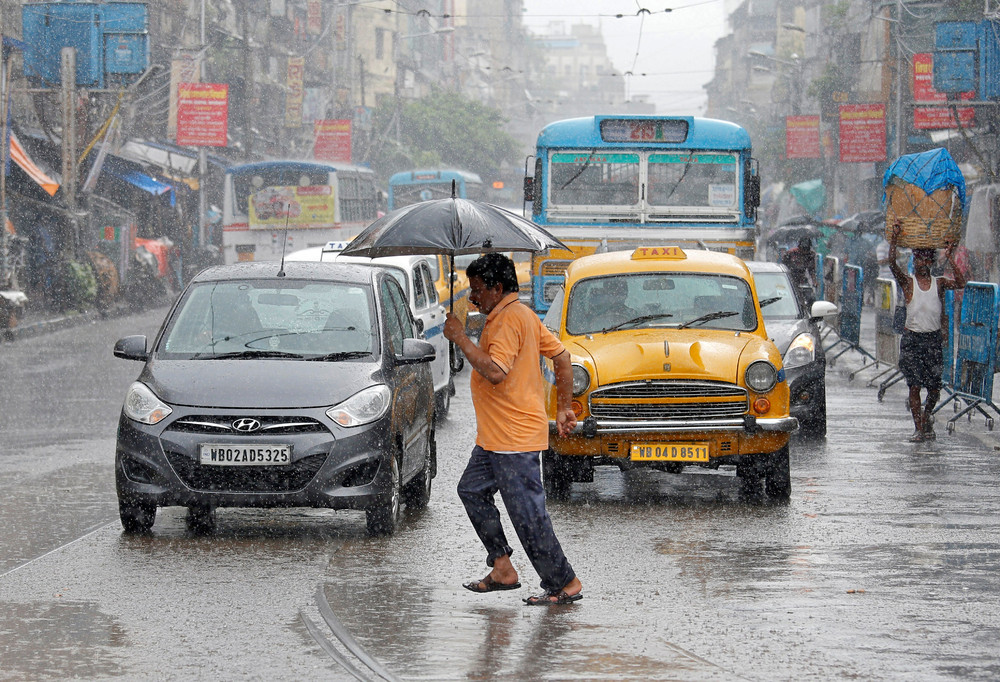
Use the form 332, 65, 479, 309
463, 575, 522, 593
523, 590, 583, 606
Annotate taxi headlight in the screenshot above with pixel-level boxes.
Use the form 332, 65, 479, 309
571, 364, 591, 396
783, 332, 816, 370
123, 382, 172, 425
745, 360, 778, 393
327, 385, 391, 427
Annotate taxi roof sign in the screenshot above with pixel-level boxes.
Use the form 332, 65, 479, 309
632, 246, 686, 260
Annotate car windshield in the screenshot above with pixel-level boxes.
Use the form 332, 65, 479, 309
752, 271, 802, 320
158, 279, 376, 359
565, 272, 757, 335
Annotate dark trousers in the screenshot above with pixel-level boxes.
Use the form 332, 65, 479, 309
457, 446, 575, 592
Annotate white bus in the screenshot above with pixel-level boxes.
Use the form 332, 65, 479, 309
221, 160, 379, 264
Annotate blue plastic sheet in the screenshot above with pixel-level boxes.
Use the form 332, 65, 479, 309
881, 147, 966, 212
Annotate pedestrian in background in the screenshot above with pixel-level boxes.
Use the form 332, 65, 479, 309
443, 253, 583, 606
888, 222, 966, 442
780, 236, 818, 304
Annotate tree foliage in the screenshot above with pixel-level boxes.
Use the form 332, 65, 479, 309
365, 89, 519, 185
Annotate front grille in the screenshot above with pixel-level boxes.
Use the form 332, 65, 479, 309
165, 451, 327, 493
169, 416, 327, 436
540, 260, 570, 276
590, 380, 747, 421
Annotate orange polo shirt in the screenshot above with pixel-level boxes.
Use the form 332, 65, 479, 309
471, 293, 565, 452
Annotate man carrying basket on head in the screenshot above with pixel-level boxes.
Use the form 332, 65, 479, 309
888, 221, 966, 442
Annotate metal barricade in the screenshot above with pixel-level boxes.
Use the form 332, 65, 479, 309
826, 263, 877, 366
933, 282, 1000, 432
868, 278, 902, 392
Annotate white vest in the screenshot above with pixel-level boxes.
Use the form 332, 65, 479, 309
906, 275, 941, 333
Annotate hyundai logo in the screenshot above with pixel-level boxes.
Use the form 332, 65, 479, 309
232, 418, 262, 433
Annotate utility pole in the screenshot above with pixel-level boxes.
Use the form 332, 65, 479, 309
61, 47, 77, 212
198, 0, 207, 248
241, 0, 252, 159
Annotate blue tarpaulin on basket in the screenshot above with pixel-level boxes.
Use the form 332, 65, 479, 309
881, 147, 966, 212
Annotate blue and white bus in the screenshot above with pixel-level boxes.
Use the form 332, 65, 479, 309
523, 115, 760, 312
222, 160, 378, 264
387, 169, 484, 210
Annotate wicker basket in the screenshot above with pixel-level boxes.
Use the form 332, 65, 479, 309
884, 178, 962, 249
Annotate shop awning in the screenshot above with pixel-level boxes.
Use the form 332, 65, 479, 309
101, 155, 175, 205
9, 131, 59, 197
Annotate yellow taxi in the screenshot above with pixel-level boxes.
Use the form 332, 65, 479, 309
542, 246, 798, 500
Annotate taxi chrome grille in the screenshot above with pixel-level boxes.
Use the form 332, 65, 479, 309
165, 451, 327, 493
589, 380, 748, 420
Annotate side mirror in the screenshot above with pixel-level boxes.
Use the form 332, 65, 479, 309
523, 176, 534, 202
114, 335, 148, 361
809, 300, 838, 320
745, 175, 761, 209
415, 318, 425, 335
397, 338, 436, 365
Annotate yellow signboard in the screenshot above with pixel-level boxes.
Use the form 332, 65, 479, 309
248, 186, 337, 229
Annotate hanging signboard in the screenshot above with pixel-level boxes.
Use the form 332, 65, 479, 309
285, 57, 305, 128
912, 53, 976, 130
785, 115, 821, 159
313, 119, 352, 162
176, 82, 228, 147
839, 104, 886, 163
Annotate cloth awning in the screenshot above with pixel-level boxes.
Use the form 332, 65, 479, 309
9, 131, 59, 197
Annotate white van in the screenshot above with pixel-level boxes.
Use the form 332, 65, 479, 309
286, 244, 454, 420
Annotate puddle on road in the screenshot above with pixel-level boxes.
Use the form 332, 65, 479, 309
0, 600, 127, 680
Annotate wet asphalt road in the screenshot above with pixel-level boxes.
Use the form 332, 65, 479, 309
1, 308, 999, 680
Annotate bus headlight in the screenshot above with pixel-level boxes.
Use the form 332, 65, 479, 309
571, 364, 591, 396
745, 360, 778, 393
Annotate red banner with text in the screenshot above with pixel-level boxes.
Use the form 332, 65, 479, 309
839, 104, 886, 163
176, 82, 229, 147
313, 119, 352, 162
785, 115, 821, 159
912, 53, 975, 130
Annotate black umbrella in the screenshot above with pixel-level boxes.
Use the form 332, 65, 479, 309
341, 188, 569, 369
341, 192, 568, 311
764, 222, 822, 245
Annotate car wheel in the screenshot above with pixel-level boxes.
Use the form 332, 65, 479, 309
366, 453, 401, 536
763, 446, 791, 502
434, 386, 450, 423
185, 504, 216, 533
402, 432, 435, 510
800, 400, 827, 439
118, 494, 156, 533
541, 449, 572, 499
736, 458, 763, 496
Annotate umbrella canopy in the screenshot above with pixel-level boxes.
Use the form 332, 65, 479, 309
839, 210, 885, 234
764, 222, 822, 245
341, 198, 569, 259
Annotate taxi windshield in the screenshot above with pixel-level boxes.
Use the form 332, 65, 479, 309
158, 280, 376, 359
566, 272, 757, 335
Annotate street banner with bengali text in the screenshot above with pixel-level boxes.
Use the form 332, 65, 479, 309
839, 104, 886, 163
786, 115, 821, 159
313, 119, 352, 162
176, 82, 228, 147
285, 57, 305, 128
912, 53, 975, 130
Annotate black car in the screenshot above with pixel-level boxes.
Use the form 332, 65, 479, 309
113, 261, 437, 536
748, 260, 838, 438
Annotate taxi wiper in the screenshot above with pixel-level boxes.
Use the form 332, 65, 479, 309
678, 311, 739, 329
306, 350, 371, 361
207, 350, 305, 359
758, 296, 782, 309
601, 313, 674, 333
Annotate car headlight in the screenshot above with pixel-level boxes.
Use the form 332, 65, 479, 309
571, 363, 591, 396
783, 332, 816, 370
745, 360, 778, 393
327, 385, 391, 427
123, 382, 172, 425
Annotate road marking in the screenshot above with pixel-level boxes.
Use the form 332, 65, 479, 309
0, 520, 116, 579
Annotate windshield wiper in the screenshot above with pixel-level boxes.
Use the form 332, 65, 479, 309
601, 313, 674, 333
678, 311, 739, 329
206, 350, 305, 359
560, 148, 597, 190
305, 350, 371, 361
758, 296, 782, 309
